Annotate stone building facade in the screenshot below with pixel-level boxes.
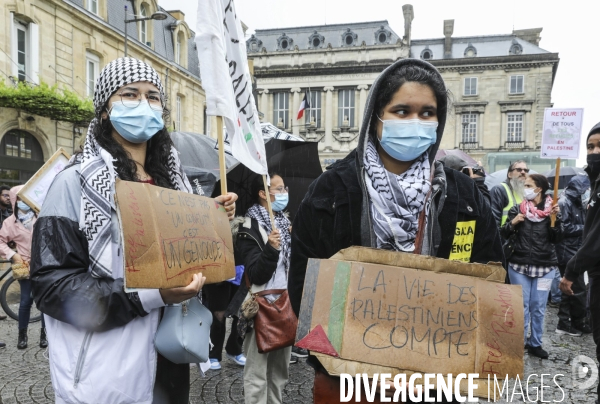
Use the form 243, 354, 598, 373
248, 7, 560, 171
0, 0, 204, 186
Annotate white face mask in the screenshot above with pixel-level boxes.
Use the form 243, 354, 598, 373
523, 188, 539, 201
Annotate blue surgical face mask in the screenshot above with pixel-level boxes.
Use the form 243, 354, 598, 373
17, 201, 31, 212
377, 117, 438, 162
271, 193, 289, 212
109, 100, 164, 144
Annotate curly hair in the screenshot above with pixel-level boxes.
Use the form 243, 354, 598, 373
90, 104, 176, 190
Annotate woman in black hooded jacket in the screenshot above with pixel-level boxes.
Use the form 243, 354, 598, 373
289, 59, 504, 403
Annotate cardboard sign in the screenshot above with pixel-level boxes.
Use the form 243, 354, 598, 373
17, 148, 70, 213
296, 247, 523, 396
541, 108, 584, 159
115, 180, 235, 289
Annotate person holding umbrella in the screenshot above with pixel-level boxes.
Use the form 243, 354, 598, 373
288, 58, 504, 402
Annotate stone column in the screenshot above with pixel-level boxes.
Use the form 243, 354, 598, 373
259, 89, 269, 122
357, 85, 369, 130
324, 86, 334, 151
291, 87, 301, 136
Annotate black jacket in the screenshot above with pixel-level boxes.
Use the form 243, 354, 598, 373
226, 217, 281, 317
0, 206, 12, 229
501, 203, 563, 267
289, 151, 504, 316
556, 176, 589, 266
566, 122, 600, 281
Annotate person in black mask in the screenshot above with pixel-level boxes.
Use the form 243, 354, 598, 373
438, 155, 490, 204
560, 121, 600, 403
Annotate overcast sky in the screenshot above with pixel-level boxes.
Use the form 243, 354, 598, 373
160, 0, 599, 163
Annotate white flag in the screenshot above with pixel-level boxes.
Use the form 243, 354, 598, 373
195, 0, 268, 175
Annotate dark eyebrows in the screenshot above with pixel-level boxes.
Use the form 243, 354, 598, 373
388, 103, 437, 111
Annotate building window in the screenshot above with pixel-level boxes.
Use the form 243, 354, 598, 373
420, 47, 433, 60
175, 96, 182, 131
461, 114, 477, 143
342, 29, 357, 47
14, 20, 28, 82
464, 77, 477, 96
273, 92, 289, 129
509, 39, 523, 55
509, 75, 524, 94
86, 52, 100, 97
140, 4, 148, 45
308, 31, 325, 50
87, 0, 98, 14
507, 113, 524, 142
305, 91, 321, 128
374, 26, 391, 44
338, 89, 355, 128
0, 130, 43, 186
175, 33, 182, 64
277, 33, 293, 51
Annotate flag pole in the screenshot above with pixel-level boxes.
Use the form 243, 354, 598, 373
551, 157, 560, 227
262, 175, 275, 228
217, 116, 228, 195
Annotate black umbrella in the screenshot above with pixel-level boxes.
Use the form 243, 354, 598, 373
213, 139, 323, 221
544, 166, 587, 190
170, 132, 237, 196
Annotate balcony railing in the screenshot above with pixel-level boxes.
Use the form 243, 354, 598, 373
505, 141, 525, 149
459, 142, 479, 150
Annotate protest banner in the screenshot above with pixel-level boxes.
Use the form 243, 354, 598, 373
17, 148, 70, 213
540, 108, 585, 226
114, 179, 235, 289
296, 247, 523, 398
196, 0, 268, 195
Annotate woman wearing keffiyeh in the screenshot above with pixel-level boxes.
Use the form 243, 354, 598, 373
30, 58, 237, 404
288, 59, 505, 402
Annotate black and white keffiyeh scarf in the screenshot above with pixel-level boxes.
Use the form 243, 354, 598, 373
246, 204, 291, 272
364, 139, 431, 251
75, 57, 191, 278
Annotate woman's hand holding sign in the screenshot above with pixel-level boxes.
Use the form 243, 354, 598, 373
159, 273, 206, 304
215, 192, 238, 221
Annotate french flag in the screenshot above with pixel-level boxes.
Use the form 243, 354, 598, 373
296, 92, 310, 120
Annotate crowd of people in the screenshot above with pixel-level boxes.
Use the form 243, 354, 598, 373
0, 55, 599, 404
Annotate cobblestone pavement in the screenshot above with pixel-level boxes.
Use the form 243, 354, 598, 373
0, 307, 598, 403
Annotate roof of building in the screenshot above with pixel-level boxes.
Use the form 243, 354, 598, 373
247, 21, 402, 53
410, 34, 550, 60
65, 0, 200, 78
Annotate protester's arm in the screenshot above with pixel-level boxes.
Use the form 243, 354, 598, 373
559, 199, 584, 237
30, 169, 151, 332
565, 215, 600, 281
0, 224, 15, 261
470, 181, 504, 264
490, 185, 508, 228
499, 206, 519, 239
237, 227, 280, 286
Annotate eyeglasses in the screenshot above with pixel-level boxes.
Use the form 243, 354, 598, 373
511, 168, 530, 173
116, 90, 163, 111
269, 186, 289, 195
0, 194, 9, 199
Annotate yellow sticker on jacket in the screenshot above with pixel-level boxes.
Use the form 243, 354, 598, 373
449, 220, 476, 262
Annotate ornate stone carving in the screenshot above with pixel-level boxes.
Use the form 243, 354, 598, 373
341, 28, 357, 47
498, 100, 534, 112
464, 42, 477, 58
420, 47, 433, 60
276, 33, 293, 51
308, 31, 325, 49
247, 34, 263, 53
454, 101, 488, 114
374, 26, 391, 45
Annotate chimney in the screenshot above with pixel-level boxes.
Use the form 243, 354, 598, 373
402, 4, 414, 45
512, 28, 542, 46
443, 19, 454, 59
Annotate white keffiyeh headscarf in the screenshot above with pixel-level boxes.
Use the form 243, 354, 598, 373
364, 139, 431, 251
74, 57, 191, 278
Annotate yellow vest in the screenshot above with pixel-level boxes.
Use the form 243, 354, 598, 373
500, 182, 523, 226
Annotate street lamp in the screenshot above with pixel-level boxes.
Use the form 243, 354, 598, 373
123, 5, 168, 57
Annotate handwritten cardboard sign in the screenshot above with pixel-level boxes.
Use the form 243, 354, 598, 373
541, 108, 584, 159
17, 148, 70, 213
296, 247, 523, 396
115, 180, 235, 289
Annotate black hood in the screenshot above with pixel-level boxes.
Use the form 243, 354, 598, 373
564, 174, 590, 198
588, 121, 600, 142
356, 58, 448, 167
